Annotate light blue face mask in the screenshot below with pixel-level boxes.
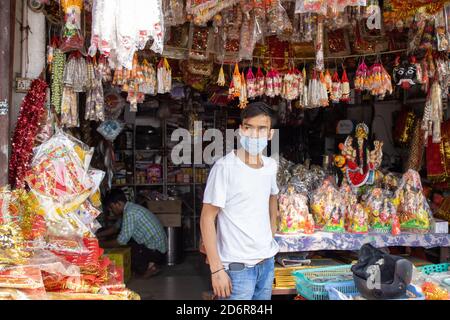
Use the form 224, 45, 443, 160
240, 134, 268, 156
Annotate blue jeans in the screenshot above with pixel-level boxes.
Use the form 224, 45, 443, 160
222, 257, 275, 300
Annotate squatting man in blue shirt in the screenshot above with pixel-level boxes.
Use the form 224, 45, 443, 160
97, 189, 168, 278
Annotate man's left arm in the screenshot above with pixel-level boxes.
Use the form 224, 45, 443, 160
269, 195, 278, 236
269, 166, 280, 237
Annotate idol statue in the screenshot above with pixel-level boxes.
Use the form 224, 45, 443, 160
336, 123, 384, 188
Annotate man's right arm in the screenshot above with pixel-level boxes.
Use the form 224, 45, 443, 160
200, 203, 232, 299
96, 226, 119, 240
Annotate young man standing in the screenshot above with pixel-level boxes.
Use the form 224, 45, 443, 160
200, 102, 280, 300
99, 189, 168, 278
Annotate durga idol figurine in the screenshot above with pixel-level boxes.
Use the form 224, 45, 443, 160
336, 123, 384, 188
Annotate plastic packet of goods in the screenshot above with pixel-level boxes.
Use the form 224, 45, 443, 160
295, 0, 327, 16
26, 132, 95, 210
395, 170, 433, 233
88, 169, 105, 205
0, 187, 11, 224
59, 0, 85, 53
278, 185, 315, 234
239, 13, 257, 61
366, 188, 390, 232
267, 0, 293, 36
310, 179, 342, 229
26, 249, 80, 277
0, 223, 30, 267
163, 0, 186, 27
45, 235, 88, 255
74, 201, 101, 233
0, 265, 45, 290
97, 120, 124, 142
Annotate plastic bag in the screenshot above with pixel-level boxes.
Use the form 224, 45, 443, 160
239, 12, 257, 61
0, 266, 47, 300
157, 58, 172, 94
267, 0, 293, 36
295, 0, 327, 16
97, 120, 124, 142
26, 132, 95, 213
163, 0, 186, 26
60, 0, 85, 53
395, 170, 433, 233
311, 179, 343, 230
27, 249, 80, 278
0, 187, 11, 225
0, 223, 30, 267
365, 188, 397, 233
278, 185, 315, 234
315, 20, 325, 72
63, 53, 89, 92
347, 204, 369, 234
85, 64, 105, 122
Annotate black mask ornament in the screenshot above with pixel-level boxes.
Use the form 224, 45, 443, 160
393, 62, 417, 90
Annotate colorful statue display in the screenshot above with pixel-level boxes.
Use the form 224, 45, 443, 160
396, 170, 432, 233
347, 203, 369, 234
278, 185, 314, 234
365, 188, 397, 233
311, 179, 345, 233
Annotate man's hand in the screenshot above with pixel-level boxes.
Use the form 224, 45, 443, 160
99, 239, 121, 248
211, 270, 232, 299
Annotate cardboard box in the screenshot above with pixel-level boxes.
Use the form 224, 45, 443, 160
147, 200, 182, 227
432, 219, 449, 234
104, 247, 131, 283
156, 213, 182, 227
147, 200, 182, 214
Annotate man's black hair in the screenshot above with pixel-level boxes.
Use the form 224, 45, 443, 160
240, 102, 275, 127
104, 189, 127, 209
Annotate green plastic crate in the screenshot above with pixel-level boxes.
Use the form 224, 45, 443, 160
418, 263, 449, 275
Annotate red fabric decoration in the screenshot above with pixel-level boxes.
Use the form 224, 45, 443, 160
9, 79, 48, 189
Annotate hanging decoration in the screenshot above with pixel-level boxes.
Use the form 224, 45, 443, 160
340, 69, 350, 103
85, 62, 105, 122
422, 81, 444, 144
229, 63, 242, 99
217, 64, 226, 86
238, 72, 248, 109
60, 0, 84, 53
330, 70, 342, 103
157, 57, 172, 95
89, 0, 165, 69
393, 60, 417, 90
9, 79, 48, 189
354, 59, 369, 92
50, 50, 66, 114
255, 66, 265, 97
246, 68, 257, 99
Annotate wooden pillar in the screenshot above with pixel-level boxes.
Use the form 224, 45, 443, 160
0, 0, 15, 186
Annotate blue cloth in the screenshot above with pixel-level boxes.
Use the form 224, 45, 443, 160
275, 232, 450, 252
222, 257, 275, 301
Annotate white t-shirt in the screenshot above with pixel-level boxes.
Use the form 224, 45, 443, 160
203, 151, 280, 267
